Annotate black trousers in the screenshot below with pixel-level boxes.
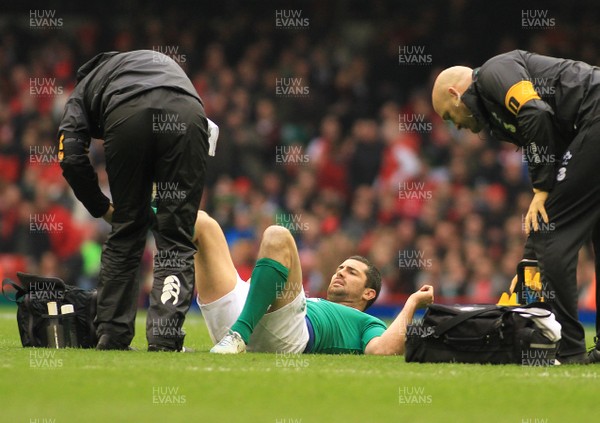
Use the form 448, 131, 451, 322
528, 119, 600, 357
98, 88, 208, 349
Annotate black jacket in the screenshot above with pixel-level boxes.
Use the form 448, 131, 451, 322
461, 49, 600, 191
58, 50, 202, 217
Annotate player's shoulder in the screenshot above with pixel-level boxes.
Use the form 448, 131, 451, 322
480, 50, 528, 72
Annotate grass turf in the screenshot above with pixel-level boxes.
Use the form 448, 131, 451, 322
1, 307, 599, 423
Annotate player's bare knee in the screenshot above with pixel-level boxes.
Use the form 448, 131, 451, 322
259, 225, 294, 263
195, 210, 210, 229
194, 210, 219, 244
262, 225, 293, 247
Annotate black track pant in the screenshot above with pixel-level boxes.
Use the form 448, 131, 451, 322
527, 119, 600, 357
98, 88, 208, 349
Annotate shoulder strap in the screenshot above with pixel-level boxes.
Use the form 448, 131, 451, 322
2, 278, 26, 303
433, 307, 503, 338
511, 307, 552, 319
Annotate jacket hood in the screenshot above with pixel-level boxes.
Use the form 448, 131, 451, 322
76, 51, 120, 82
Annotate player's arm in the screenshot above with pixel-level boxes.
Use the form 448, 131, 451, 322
364, 285, 434, 356
58, 95, 111, 219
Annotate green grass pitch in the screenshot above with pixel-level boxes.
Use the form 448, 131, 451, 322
1, 307, 599, 423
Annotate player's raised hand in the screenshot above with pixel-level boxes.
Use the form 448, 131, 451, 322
409, 285, 434, 308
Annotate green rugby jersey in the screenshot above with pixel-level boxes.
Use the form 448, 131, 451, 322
306, 298, 387, 354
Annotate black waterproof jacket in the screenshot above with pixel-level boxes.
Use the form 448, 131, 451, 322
461, 49, 600, 191
58, 50, 202, 217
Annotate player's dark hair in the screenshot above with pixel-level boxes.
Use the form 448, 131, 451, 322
348, 255, 381, 311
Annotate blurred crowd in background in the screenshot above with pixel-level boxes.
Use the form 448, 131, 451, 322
0, 0, 598, 308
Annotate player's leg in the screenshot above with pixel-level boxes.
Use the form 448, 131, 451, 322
246, 226, 309, 352
193, 210, 255, 344
96, 97, 155, 349
212, 225, 306, 352
255, 224, 304, 312
531, 227, 586, 359
193, 210, 239, 303
531, 121, 600, 361
146, 89, 209, 351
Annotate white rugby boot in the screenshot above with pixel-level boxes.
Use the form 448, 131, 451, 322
210, 331, 246, 354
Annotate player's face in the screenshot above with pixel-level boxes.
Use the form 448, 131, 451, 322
441, 102, 483, 133
327, 259, 369, 304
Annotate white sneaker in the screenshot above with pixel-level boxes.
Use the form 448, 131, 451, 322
210, 331, 246, 354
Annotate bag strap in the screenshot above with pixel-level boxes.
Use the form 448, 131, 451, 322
2, 278, 26, 303
511, 309, 552, 319
432, 307, 502, 338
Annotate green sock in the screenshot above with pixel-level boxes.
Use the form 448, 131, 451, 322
231, 257, 289, 343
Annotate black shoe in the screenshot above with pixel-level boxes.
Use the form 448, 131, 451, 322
96, 334, 134, 351
587, 348, 600, 364
148, 344, 193, 353
556, 352, 588, 365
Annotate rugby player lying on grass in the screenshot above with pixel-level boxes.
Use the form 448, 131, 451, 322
193, 211, 434, 355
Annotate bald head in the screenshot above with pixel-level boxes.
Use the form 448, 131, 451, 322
432, 66, 483, 133
432, 66, 472, 113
